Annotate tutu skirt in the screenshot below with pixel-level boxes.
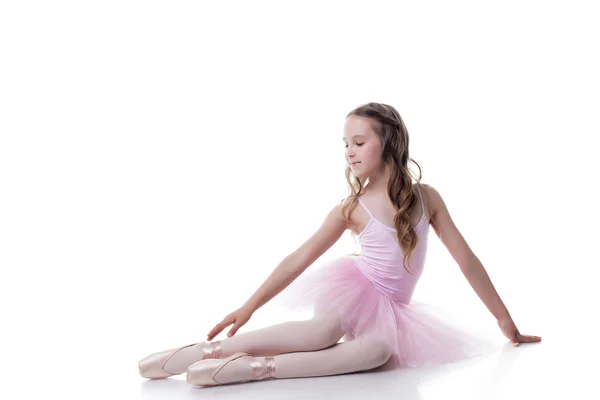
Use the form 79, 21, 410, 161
273, 255, 497, 369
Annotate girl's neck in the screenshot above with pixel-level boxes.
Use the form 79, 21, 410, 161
364, 164, 392, 195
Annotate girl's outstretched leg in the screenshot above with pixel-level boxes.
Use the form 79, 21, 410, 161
273, 335, 393, 379
218, 310, 345, 357
187, 335, 394, 386
155, 310, 345, 375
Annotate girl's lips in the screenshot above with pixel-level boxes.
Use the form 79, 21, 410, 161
351, 162, 361, 166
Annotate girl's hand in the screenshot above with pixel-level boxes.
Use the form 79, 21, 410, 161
206, 306, 254, 341
497, 316, 542, 346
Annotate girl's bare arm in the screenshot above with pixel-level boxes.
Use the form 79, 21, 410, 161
242, 202, 348, 313
425, 184, 511, 320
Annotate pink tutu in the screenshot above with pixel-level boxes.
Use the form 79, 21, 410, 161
273, 255, 497, 369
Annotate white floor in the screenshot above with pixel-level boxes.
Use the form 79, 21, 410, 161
2, 310, 594, 400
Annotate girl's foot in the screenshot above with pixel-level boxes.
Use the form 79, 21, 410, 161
212, 356, 269, 384
139, 341, 223, 378
162, 341, 223, 374
187, 353, 276, 386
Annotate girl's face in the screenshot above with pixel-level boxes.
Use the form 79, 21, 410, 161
343, 115, 383, 178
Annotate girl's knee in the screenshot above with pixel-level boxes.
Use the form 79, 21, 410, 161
312, 311, 346, 346
360, 337, 393, 368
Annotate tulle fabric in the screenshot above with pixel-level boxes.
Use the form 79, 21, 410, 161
273, 255, 496, 369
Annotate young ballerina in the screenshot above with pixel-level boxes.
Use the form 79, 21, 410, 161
138, 102, 542, 386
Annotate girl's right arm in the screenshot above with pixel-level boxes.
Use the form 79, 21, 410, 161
207, 201, 349, 339
242, 201, 349, 313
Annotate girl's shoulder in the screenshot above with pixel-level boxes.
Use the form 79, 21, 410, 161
337, 196, 361, 233
419, 182, 448, 223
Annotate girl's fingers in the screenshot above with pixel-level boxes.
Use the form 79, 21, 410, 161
515, 334, 542, 343
207, 324, 224, 339
208, 320, 234, 339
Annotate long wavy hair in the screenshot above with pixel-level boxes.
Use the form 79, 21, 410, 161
340, 102, 429, 274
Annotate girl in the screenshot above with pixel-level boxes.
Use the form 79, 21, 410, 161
138, 102, 541, 387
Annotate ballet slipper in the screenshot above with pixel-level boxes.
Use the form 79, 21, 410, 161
138, 340, 224, 379
186, 352, 276, 386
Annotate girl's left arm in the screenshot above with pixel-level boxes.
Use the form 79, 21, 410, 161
423, 184, 542, 346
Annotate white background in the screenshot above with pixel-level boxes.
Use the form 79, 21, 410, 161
1, 0, 598, 399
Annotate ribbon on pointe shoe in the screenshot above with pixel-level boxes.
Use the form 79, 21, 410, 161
250, 356, 276, 381
203, 341, 224, 359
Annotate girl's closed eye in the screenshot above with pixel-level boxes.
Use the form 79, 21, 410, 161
345, 143, 364, 148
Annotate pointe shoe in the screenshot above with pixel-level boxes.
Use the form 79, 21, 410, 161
138, 340, 224, 379
186, 352, 276, 387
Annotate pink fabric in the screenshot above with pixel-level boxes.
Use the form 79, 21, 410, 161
274, 186, 496, 368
